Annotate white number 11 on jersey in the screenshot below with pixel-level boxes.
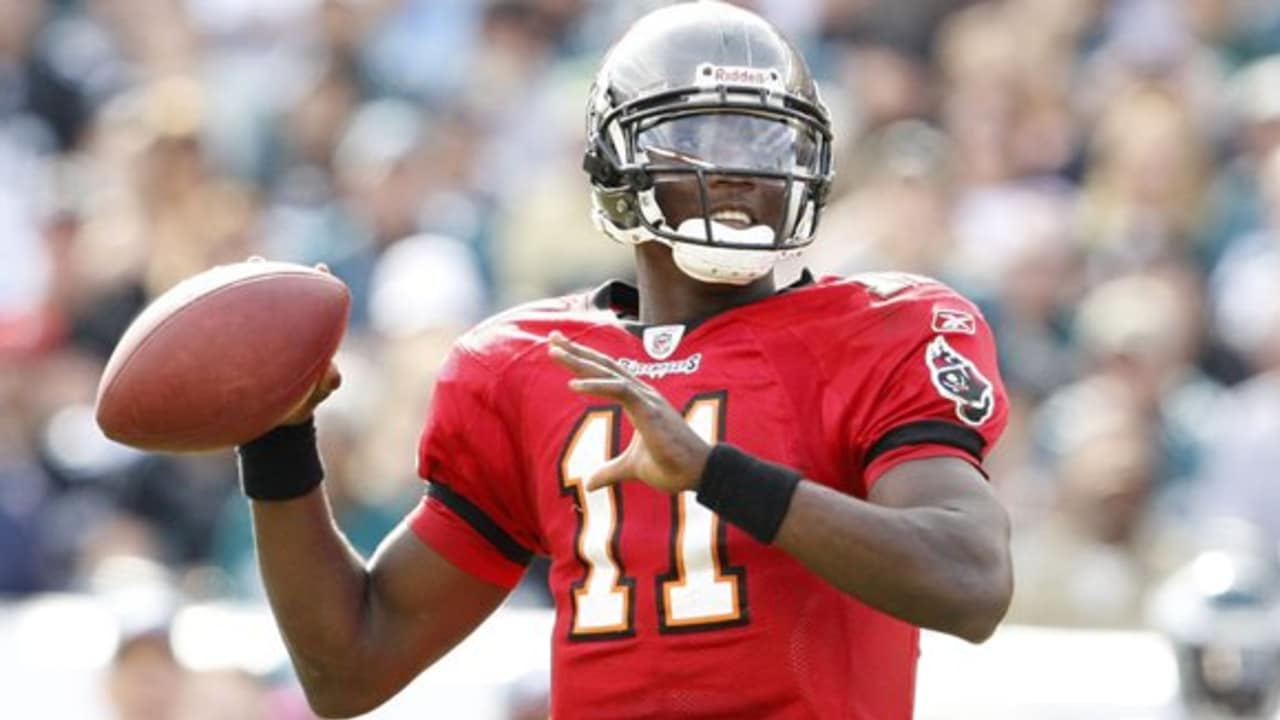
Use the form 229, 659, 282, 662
559, 392, 746, 638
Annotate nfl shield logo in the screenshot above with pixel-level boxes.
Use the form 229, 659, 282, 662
643, 324, 685, 360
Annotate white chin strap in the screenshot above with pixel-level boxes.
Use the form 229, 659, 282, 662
670, 218, 780, 285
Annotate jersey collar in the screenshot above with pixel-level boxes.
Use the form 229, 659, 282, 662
588, 269, 815, 324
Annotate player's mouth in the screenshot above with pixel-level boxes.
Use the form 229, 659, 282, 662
710, 208, 754, 229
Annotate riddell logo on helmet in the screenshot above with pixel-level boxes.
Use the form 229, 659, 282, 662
695, 64, 782, 90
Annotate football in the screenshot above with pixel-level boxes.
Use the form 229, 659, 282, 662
95, 260, 350, 452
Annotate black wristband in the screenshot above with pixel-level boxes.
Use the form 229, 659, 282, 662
237, 420, 324, 501
695, 444, 802, 544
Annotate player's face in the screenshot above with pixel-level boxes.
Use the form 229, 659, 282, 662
652, 171, 787, 232
638, 113, 819, 237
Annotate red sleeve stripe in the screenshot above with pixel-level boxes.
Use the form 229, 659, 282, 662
426, 482, 534, 565
865, 420, 985, 467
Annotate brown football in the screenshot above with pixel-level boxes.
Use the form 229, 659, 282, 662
95, 261, 350, 452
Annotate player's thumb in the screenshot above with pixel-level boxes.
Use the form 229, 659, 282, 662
586, 453, 632, 492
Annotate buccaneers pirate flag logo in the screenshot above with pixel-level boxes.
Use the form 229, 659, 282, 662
925, 336, 995, 426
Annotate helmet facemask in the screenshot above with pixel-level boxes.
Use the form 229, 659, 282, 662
585, 70, 833, 285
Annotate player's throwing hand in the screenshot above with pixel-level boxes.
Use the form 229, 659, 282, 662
548, 331, 711, 494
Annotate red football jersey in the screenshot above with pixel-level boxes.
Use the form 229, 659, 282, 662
409, 272, 1008, 719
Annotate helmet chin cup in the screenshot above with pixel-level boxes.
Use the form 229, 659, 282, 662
672, 241, 777, 285
592, 205, 781, 285
669, 217, 777, 284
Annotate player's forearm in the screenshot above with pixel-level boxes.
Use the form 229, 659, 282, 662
250, 488, 376, 700
773, 480, 1012, 642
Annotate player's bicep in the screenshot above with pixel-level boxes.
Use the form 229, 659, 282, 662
868, 456, 1014, 635
358, 517, 509, 703
868, 456, 1010, 551
869, 456, 997, 510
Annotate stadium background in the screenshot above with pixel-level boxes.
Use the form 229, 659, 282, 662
2, 0, 1280, 717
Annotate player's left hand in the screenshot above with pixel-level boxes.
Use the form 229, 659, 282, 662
548, 331, 711, 494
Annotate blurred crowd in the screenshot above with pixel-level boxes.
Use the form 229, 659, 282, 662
3, 0, 1280, 716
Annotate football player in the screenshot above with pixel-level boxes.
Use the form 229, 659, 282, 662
239, 3, 1013, 718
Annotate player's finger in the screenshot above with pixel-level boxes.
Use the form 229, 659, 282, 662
564, 340, 632, 378
550, 332, 635, 379
586, 453, 632, 492
319, 363, 342, 394
567, 377, 641, 403
279, 363, 342, 426
306, 363, 343, 405
549, 344, 620, 380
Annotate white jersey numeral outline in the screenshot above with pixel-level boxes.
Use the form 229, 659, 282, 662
560, 409, 634, 637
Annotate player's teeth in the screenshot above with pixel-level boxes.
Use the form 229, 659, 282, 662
712, 210, 751, 225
